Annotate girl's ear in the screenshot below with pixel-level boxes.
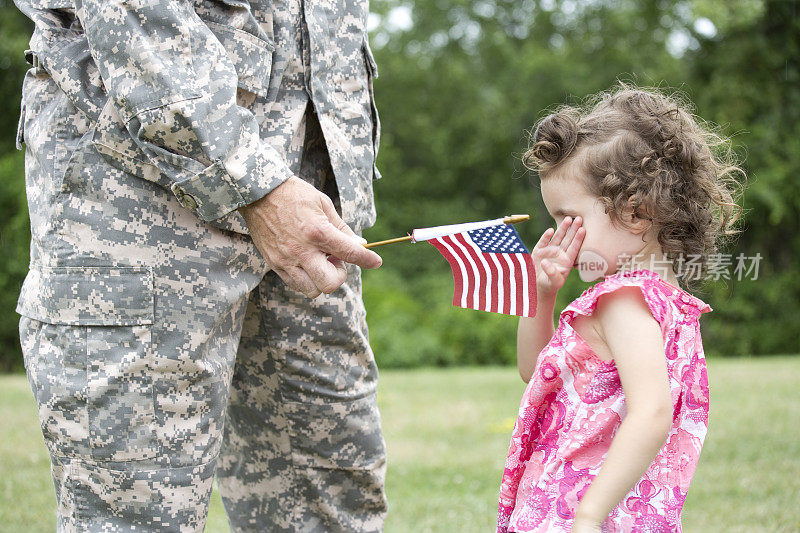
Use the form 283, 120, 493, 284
625, 195, 654, 234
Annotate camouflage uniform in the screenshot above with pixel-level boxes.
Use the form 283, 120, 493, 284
13, 0, 386, 530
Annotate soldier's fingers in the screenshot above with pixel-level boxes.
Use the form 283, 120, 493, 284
314, 222, 382, 269
274, 265, 321, 299
327, 254, 348, 274
302, 252, 348, 295
328, 255, 348, 288
296, 191, 373, 261
319, 194, 367, 245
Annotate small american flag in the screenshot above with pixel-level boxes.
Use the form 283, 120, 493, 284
420, 222, 537, 317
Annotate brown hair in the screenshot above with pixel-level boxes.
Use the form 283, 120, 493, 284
522, 81, 746, 291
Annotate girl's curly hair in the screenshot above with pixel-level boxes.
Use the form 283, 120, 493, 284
522, 82, 746, 291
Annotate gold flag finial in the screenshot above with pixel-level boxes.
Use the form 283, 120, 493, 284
503, 214, 530, 225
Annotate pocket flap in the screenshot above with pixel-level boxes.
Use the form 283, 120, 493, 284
284, 394, 386, 471
92, 96, 172, 189
16, 264, 155, 326
203, 20, 274, 98
16, 100, 25, 151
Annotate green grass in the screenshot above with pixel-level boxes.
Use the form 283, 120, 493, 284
2, 357, 799, 532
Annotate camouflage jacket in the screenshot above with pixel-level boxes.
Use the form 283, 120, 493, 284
14, 0, 381, 235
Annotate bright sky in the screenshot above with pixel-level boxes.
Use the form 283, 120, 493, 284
368, 5, 413, 33
367, 4, 717, 58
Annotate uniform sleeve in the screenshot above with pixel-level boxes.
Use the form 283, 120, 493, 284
73, 0, 293, 222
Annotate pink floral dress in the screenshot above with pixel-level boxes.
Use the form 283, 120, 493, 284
497, 268, 713, 532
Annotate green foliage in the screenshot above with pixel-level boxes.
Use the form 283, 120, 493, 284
0, 150, 28, 372
1, 0, 797, 370
0, 2, 33, 155
363, 0, 798, 367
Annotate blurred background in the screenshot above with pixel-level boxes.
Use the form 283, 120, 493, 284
1, 0, 798, 531
360, 0, 798, 368
2, 0, 799, 369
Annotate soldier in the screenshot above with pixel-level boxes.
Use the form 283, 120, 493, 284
13, 0, 387, 531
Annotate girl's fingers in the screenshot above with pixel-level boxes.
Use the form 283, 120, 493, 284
536, 246, 560, 262
538, 215, 584, 274
533, 227, 554, 251
550, 216, 572, 247
560, 216, 582, 250
541, 258, 563, 283
565, 226, 586, 263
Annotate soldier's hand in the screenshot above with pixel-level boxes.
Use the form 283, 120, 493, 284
237, 176, 382, 298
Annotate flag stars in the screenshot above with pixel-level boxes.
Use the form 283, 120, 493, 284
469, 225, 529, 254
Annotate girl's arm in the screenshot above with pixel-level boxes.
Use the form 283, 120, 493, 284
519, 216, 585, 382
517, 292, 557, 382
572, 286, 673, 530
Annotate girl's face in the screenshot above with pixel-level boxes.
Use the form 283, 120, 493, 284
540, 162, 652, 281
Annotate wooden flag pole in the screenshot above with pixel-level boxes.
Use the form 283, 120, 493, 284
362, 235, 413, 248
362, 214, 530, 248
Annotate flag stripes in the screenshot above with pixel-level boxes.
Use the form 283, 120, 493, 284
428, 225, 537, 317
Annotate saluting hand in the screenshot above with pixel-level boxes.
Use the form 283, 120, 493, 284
531, 216, 585, 297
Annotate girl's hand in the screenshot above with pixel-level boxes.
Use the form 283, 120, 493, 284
531, 216, 585, 296
571, 516, 603, 533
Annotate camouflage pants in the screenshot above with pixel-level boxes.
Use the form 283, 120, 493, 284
15, 26, 387, 533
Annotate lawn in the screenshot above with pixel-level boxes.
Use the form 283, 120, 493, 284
2, 357, 799, 532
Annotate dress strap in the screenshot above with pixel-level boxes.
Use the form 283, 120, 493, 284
559, 268, 712, 325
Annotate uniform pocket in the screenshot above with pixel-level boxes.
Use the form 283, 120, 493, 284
362, 37, 382, 181
91, 96, 175, 191
16, 264, 159, 463
20, 71, 76, 205
203, 19, 275, 99
284, 394, 386, 471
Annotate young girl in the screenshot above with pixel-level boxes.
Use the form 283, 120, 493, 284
496, 83, 745, 532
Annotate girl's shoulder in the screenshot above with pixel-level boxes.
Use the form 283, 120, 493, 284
559, 268, 713, 325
